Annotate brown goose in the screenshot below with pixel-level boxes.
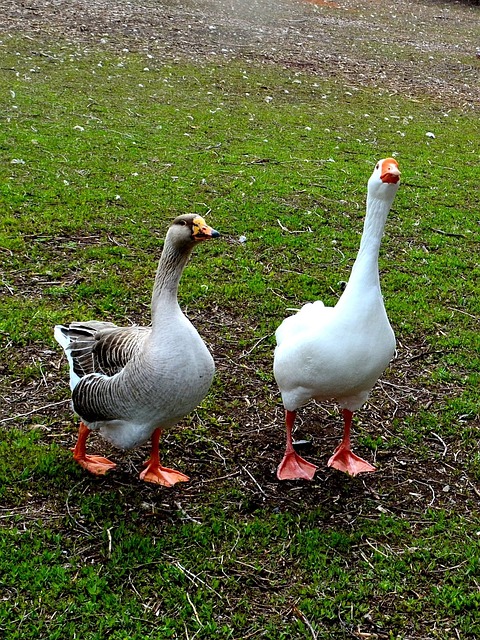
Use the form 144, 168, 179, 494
55, 214, 220, 486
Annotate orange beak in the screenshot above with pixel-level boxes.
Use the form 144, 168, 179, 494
380, 158, 401, 184
192, 216, 220, 240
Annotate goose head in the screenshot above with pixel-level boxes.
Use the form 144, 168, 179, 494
167, 214, 220, 250
367, 157, 401, 201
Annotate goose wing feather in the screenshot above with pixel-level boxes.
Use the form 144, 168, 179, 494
55, 321, 150, 379
275, 301, 331, 346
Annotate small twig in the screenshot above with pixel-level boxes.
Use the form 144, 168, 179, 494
292, 606, 318, 640
332, 245, 346, 262
380, 380, 420, 394
431, 432, 448, 457
277, 219, 312, 234
427, 483, 437, 507
447, 306, 477, 320
358, 550, 375, 571
241, 465, 268, 497
37, 360, 48, 388
0, 399, 69, 423
106, 527, 113, 557
465, 479, 480, 499
434, 559, 469, 573
430, 227, 467, 239
239, 333, 271, 358
364, 538, 388, 558
174, 501, 202, 524
406, 349, 440, 362
199, 471, 240, 484
1, 279, 14, 294
171, 561, 223, 600
186, 592, 202, 627
128, 575, 142, 599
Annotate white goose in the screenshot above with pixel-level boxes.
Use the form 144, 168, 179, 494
55, 214, 220, 486
273, 158, 401, 480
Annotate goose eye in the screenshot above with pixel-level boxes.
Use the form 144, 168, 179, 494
178, 219, 187, 226
375, 163, 380, 170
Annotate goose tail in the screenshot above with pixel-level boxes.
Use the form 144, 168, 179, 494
54, 324, 81, 391
54, 324, 70, 349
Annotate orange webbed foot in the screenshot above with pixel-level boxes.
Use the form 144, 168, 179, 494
277, 450, 317, 481
327, 445, 375, 476
139, 462, 189, 487
71, 422, 116, 476
73, 453, 117, 476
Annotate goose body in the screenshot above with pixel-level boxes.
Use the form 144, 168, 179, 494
273, 158, 400, 480
55, 214, 220, 485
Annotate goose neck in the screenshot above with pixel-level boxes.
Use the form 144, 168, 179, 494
151, 243, 192, 325
348, 195, 390, 288
359, 195, 390, 253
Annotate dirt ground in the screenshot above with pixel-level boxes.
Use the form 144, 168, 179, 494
2, 0, 479, 107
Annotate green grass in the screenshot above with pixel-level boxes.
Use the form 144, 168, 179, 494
0, 34, 479, 640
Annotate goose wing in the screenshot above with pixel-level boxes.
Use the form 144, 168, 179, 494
275, 300, 331, 346
55, 321, 150, 381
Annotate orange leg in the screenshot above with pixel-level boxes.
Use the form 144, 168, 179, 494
139, 428, 189, 487
277, 410, 317, 481
71, 422, 117, 475
327, 409, 375, 476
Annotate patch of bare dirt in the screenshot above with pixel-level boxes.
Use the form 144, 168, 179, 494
1, 0, 479, 107
2, 303, 478, 530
